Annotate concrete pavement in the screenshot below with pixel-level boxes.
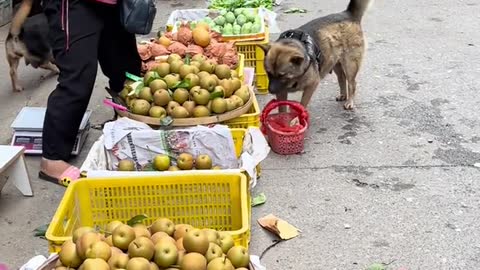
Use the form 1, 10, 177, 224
1, 0, 480, 269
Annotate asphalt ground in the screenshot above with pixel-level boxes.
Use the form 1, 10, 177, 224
1, 0, 479, 269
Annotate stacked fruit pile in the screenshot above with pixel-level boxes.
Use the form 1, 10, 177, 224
138, 22, 239, 72
120, 53, 250, 119
200, 9, 263, 36
56, 218, 250, 270
117, 153, 222, 172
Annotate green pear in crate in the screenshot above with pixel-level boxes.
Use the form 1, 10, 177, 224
46, 173, 251, 269
55, 216, 251, 269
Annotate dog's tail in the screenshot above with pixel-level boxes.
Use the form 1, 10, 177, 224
346, 0, 373, 21
9, 0, 34, 36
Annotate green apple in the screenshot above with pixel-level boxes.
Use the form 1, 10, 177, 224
153, 154, 171, 171
112, 224, 136, 251
126, 257, 151, 270
207, 257, 234, 270
176, 153, 194, 170
183, 228, 209, 254
205, 243, 223, 262
226, 245, 249, 268
128, 236, 155, 261
218, 232, 234, 254
85, 240, 112, 261
153, 241, 178, 268
150, 218, 175, 236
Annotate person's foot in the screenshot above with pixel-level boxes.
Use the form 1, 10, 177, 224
39, 158, 80, 187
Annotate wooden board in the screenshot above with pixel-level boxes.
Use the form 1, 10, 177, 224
0, 145, 24, 174
115, 87, 255, 127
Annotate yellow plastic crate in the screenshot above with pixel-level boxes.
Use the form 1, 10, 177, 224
223, 93, 260, 129
235, 28, 270, 94
231, 128, 247, 156
45, 172, 250, 254
230, 129, 253, 226
230, 128, 262, 177
236, 53, 245, 83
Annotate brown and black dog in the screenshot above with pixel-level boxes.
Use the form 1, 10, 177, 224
5, 0, 58, 92
259, 0, 373, 110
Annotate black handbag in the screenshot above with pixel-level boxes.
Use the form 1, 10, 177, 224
119, 0, 157, 35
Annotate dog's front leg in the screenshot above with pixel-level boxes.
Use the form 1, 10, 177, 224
276, 91, 288, 112
300, 79, 320, 109
8, 56, 23, 92
300, 87, 315, 108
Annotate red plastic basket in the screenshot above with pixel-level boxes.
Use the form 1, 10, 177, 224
260, 100, 309, 155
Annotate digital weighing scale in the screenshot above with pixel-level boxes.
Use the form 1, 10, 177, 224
10, 107, 92, 155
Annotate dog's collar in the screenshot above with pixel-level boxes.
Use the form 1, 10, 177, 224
278, 29, 323, 67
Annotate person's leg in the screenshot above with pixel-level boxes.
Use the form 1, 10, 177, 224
41, 0, 103, 182
98, 5, 142, 93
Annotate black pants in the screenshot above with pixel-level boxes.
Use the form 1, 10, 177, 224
42, 0, 141, 161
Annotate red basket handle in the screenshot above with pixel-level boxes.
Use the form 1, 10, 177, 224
260, 99, 309, 133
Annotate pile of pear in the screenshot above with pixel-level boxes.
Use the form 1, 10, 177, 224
120, 53, 251, 119
117, 153, 221, 172
56, 218, 251, 270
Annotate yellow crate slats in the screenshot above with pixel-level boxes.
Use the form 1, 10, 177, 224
46, 162, 250, 253
235, 27, 270, 94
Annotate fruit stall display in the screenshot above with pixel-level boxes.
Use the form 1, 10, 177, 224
108, 129, 262, 177
80, 126, 263, 183
164, 8, 270, 94
117, 152, 222, 172
44, 173, 251, 269
50, 219, 251, 270
138, 29, 240, 73
166, 8, 267, 42
120, 51, 254, 126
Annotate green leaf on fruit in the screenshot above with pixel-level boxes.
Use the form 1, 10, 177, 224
127, 214, 149, 226
33, 223, 49, 238
284, 8, 307, 14
184, 54, 191, 65
144, 71, 161, 85
210, 90, 225, 100
125, 72, 143, 82
252, 193, 267, 207
174, 79, 192, 89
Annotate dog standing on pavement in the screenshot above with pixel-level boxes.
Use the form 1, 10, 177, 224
260, 0, 373, 110
5, 0, 58, 92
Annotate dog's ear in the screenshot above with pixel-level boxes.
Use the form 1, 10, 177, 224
258, 43, 271, 53
290, 55, 305, 66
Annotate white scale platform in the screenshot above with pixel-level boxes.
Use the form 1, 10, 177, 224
10, 107, 92, 155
